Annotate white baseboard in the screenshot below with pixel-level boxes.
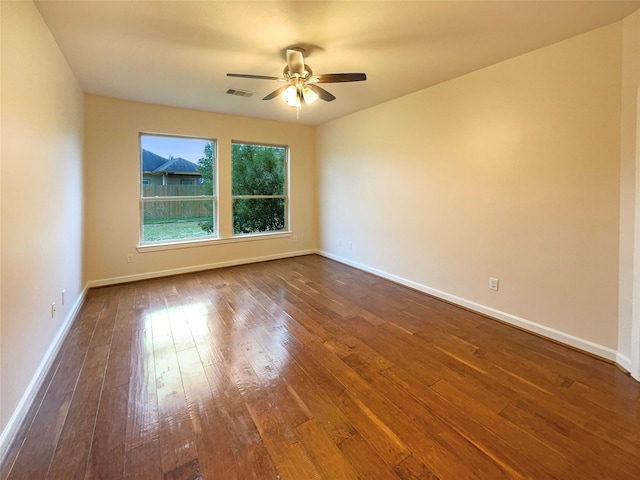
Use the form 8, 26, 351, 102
0, 288, 87, 463
86, 249, 317, 288
616, 353, 632, 373
319, 250, 620, 364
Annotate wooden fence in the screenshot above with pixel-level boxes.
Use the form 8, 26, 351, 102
142, 185, 212, 221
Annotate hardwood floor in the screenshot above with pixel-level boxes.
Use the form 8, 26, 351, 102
2, 254, 639, 479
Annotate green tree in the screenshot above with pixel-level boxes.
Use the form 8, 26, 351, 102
197, 142, 215, 233
197, 142, 285, 235
232, 143, 286, 234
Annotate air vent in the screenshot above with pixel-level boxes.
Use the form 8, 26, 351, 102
226, 88, 253, 98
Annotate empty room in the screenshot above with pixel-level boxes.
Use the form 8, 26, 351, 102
2, 0, 640, 478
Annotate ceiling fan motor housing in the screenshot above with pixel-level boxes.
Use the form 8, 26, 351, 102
284, 64, 312, 80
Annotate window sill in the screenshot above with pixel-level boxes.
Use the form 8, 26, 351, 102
137, 231, 292, 253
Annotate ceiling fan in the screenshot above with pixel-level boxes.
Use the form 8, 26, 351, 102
227, 47, 366, 115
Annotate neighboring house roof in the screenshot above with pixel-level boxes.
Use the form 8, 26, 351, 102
142, 149, 200, 175
142, 149, 167, 172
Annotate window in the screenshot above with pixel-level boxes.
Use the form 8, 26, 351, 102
140, 134, 216, 244
232, 142, 287, 235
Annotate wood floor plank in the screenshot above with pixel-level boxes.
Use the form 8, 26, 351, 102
85, 383, 129, 479
152, 328, 199, 477
334, 387, 411, 467
295, 419, 359, 480
125, 326, 159, 452
200, 362, 251, 477
203, 361, 278, 479
124, 440, 162, 480
337, 432, 401, 480
278, 353, 357, 445
244, 392, 320, 480
393, 453, 441, 480
177, 346, 234, 479
45, 344, 110, 480
3, 255, 640, 479
123, 288, 161, 477
5, 392, 72, 480
83, 289, 134, 479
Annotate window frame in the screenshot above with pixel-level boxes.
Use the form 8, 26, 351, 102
138, 133, 218, 246
231, 140, 289, 237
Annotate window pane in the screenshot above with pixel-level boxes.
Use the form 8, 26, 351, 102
233, 198, 285, 234
140, 134, 216, 244
141, 136, 215, 198
142, 199, 215, 242
232, 144, 285, 196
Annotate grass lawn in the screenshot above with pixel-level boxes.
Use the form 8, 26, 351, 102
143, 220, 212, 242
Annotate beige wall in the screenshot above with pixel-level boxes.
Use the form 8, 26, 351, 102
1, 1, 84, 435
317, 23, 622, 357
83, 96, 317, 285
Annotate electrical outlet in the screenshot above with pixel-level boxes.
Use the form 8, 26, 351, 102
293, 235, 298, 242
489, 277, 499, 291
338, 239, 342, 247
347, 241, 353, 250
51, 302, 56, 318
127, 253, 134, 263
61, 289, 66, 306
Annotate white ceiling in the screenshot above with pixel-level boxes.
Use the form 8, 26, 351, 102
35, 0, 640, 126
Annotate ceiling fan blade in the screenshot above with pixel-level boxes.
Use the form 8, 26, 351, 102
227, 73, 281, 81
307, 84, 336, 102
312, 73, 367, 83
286, 48, 305, 77
262, 85, 289, 100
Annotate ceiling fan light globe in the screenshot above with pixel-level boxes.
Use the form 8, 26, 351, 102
282, 85, 300, 107
302, 86, 319, 105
